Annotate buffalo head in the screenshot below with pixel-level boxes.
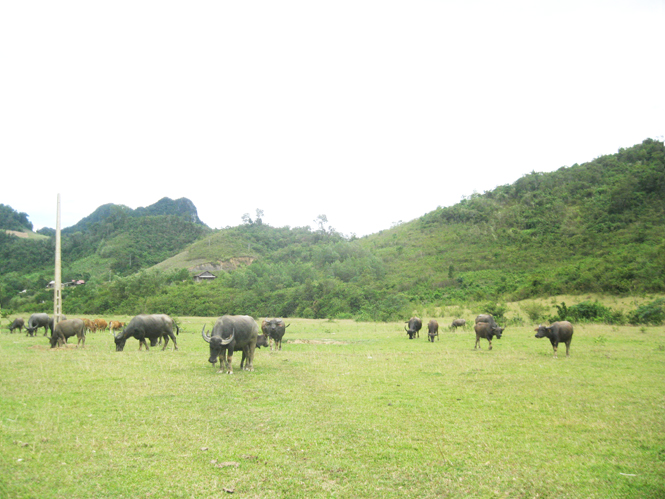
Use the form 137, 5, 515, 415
493, 326, 504, 339
534, 325, 550, 338
113, 328, 127, 351
201, 325, 235, 365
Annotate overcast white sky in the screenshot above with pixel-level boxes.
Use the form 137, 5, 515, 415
1, 1, 663, 237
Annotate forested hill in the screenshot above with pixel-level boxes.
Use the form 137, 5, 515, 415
63, 197, 206, 234
1, 139, 663, 320
365, 137, 665, 301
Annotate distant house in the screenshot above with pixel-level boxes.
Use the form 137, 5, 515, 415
46, 280, 86, 289
194, 271, 217, 282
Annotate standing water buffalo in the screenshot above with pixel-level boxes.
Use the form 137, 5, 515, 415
202, 315, 259, 374
534, 321, 574, 358
50, 319, 86, 348
8, 318, 25, 334
450, 319, 466, 331
473, 314, 504, 350
261, 318, 290, 351
239, 334, 269, 370
405, 317, 422, 339
113, 314, 179, 351
427, 319, 439, 342
25, 313, 51, 336
25, 313, 66, 336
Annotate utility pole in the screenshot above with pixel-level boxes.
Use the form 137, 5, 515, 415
54, 194, 63, 327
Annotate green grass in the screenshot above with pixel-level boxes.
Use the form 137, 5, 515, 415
1, 319, 664, 498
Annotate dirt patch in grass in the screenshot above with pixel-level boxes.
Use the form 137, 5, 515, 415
287, 339, 350, 345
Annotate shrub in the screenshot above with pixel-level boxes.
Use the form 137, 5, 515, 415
550, 300, 625, 325
521, 301, 549, 323
628, 298, 665, 325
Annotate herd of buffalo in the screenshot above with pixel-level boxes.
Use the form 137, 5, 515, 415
6, 311, 573, 372
406, 314, 573, 357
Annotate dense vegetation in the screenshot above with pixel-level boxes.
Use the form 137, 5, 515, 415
1, 139, 664, 322
0, 204, 32, 232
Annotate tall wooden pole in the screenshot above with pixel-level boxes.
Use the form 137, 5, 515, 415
54, 194, 62, 326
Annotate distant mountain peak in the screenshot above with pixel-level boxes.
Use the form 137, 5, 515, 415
63, 197, 207, 234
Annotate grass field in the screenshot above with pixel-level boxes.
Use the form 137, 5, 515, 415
1, 318, 664, 498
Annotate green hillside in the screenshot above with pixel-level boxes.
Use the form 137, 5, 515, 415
1, 139, 664, 322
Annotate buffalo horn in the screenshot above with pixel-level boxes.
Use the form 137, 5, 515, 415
221, 326, 235, 345
201, 325, 211, 343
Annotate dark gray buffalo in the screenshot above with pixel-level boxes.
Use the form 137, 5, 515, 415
405, 317, 422, 339
427, 319, 439, 342
202, 315, 259, 374
9, 318, 25, 334
50, 319, 86, 348
473, 314, 504, 350
238, 334, 269, 370
450, 319, 466, 331
113, 314, 179, 352
534, 321, 574, 358
261, 318, 290, 351
25, 313, 66, 337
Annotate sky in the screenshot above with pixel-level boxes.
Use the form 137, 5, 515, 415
1, 1, 663, 237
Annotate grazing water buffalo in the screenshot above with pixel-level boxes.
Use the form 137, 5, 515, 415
535, 321, 574, 358
405, 317, 422, 339
8, 318, 25, 334
202, 315, 259, 374
427, 319, 439, 342
450, 319, 466, 331
261, 318, 290, 351
473, 314, 504, 350
50, 319, 86, 348
113, 314, 179, 351
25, 313, 66, 336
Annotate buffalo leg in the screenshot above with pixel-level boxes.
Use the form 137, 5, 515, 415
226, 354, 234, 374
161, 335, 170, 351
488, 339, 492, 350
474, 337, 480, 349
565, 340, 571, 357
245, 344, 256, 371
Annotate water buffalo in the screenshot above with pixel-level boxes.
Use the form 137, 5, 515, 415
50, 319, 86, 348
427, 319, 439, 342
8, 318, 24, 334
450, 319, 466, 331
404, 317, 422, 339
474, 314, 504, 350
113, 314, 179, 351
535, 321, 573, 358
202, 315, 259, 374
261, 318, 290, 351
25, 313, 66, 337
239, 334, 269, 370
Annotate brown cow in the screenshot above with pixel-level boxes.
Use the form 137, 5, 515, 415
109, 320, 124, 331
81, 318, 96, 333
94, 319, 108, 332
